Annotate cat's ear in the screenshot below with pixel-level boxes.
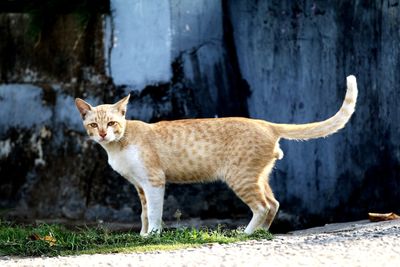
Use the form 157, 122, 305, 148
113, 94, 130, 116
75, 98, 92, 119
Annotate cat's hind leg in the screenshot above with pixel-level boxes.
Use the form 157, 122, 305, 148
134, 185, 149, 236
262, 181, 280, 230
226, 175, 270, 235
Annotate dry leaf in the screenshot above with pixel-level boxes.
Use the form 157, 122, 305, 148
42, 235, 57, 246
28, 233, 57, 246
29, 233, 41, 241
368, 212, 400, 222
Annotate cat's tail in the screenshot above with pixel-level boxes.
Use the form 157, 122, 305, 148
272, 75, 358, 140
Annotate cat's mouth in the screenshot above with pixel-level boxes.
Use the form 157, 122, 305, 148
95, 136, 111, 143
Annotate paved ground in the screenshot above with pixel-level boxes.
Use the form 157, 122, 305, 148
2, 219, 400, 267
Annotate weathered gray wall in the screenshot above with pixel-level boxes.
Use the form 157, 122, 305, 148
0, 0, 399, 231
228, 0, 400, 223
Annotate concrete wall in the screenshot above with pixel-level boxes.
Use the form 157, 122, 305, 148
228, 0, 400, 223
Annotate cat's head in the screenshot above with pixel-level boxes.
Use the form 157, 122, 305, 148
75, 95, 130, 144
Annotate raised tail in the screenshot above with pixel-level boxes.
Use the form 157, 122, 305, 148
272, 75, 358, 140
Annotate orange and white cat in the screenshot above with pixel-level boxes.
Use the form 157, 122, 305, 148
75, 75, 357, 235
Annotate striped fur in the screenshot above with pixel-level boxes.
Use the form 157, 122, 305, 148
75, 75, 358, 235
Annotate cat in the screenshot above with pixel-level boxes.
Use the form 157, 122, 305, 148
75, 75, 358, 236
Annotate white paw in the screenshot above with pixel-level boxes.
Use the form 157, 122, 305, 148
141, 228, 162, 237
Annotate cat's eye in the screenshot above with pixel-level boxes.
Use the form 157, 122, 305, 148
89, 123, 98, 128
107, 121, 116, 127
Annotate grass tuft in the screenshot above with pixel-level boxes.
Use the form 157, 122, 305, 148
0, 221, 273, 257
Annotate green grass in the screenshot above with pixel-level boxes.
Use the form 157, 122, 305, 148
0, 221, 273, 257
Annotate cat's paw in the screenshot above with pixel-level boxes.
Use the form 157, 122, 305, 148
140, 231, 148, 237
140, 228, 162, 237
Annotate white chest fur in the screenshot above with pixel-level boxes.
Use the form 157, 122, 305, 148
105, 144, 165, 235
105, 145, 148, 186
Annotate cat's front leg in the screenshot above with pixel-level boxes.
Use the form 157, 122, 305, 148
134, 185, 149, 236
142, 183, 165, 235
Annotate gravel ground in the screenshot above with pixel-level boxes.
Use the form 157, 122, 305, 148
2, 219, 400, 267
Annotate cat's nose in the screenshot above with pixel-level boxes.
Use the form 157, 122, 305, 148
99, 132, 107, 138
